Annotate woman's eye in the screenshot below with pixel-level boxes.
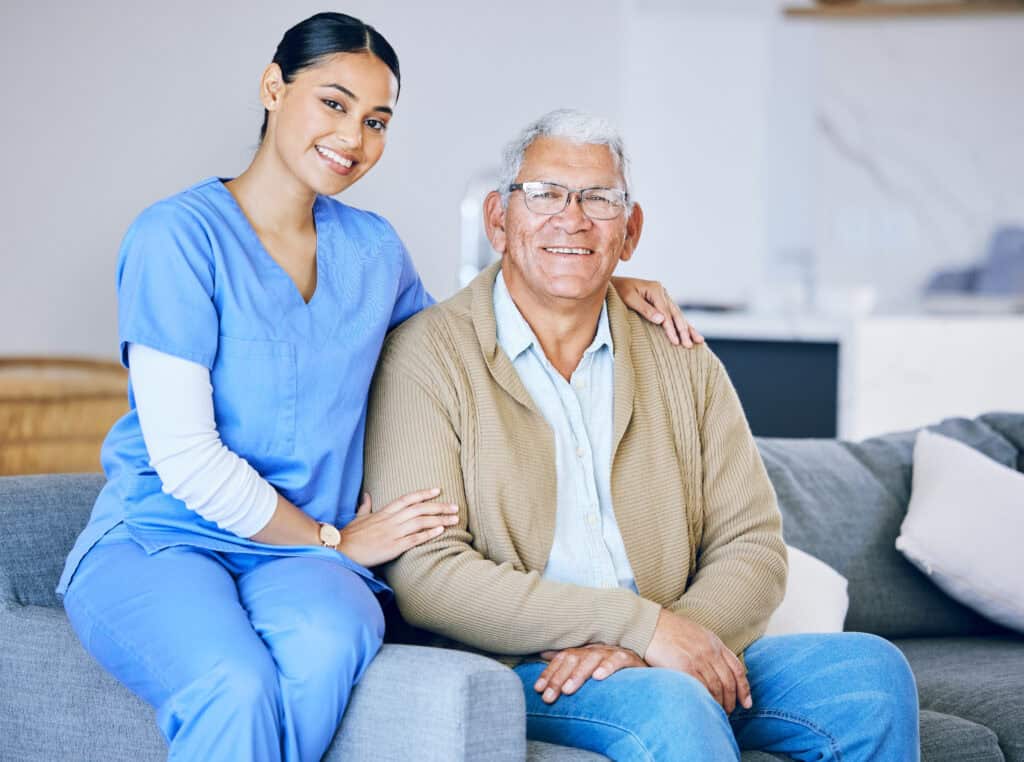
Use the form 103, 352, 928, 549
322, 99, 345, 112
365, 118, 387, 132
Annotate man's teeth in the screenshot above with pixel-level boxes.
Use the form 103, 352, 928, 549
316, 146, 353, 167
545, 247, 593, 255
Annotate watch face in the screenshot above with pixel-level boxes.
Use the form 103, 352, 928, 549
320, 523, 341, 547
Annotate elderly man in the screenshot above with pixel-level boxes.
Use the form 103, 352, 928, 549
364, 109, 919, 760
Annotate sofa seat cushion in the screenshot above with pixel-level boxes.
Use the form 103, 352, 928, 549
895, 636, 1024, 761
525, 742, 787, 761
919, 710, 1004, 762
527, 741, 608, 760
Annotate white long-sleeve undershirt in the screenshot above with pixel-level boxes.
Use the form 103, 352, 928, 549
128, 342, 278, 538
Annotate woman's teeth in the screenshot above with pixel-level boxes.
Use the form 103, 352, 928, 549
544, 247, 593, 255
316, 146, 353, 167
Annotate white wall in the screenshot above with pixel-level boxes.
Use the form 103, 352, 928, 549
616, 2, 1024, 310
0, 0, 626, 357
810, 15, 1024, 307
616, 1, 775, 307
3, 1, 1023, 357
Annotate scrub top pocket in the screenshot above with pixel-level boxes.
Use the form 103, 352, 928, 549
212, 336, 297, 459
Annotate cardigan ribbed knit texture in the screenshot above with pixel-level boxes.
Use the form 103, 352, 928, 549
364, 262, 787, 661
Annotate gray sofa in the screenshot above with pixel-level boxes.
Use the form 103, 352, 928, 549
2, 413, 1022, 761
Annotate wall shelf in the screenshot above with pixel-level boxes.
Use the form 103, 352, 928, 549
784, 2, 1024, 18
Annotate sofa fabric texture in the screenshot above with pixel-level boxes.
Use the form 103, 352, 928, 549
1, 413, 1022, 761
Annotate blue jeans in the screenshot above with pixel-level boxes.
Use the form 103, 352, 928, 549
514, 633, 919, 761
63, 533, 385, 762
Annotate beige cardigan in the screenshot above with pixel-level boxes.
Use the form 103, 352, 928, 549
364, 263, 787, 660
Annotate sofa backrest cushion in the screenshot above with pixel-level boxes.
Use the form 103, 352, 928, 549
0, 473, 104, 609
757, 412, 1023, 639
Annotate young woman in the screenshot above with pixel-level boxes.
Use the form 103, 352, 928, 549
57, 12, 700, 761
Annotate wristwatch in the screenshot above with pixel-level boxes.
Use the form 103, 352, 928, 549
318, 522, 342, 550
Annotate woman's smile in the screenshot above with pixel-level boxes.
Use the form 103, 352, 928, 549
315, 145, 357, 175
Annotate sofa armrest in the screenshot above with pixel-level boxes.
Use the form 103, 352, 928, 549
327, 643, 525, 762
3, 606, 526, 762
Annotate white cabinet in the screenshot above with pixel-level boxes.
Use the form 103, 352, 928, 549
688, 311, 1024, 440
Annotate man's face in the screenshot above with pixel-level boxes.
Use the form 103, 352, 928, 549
485, 136, 643, 307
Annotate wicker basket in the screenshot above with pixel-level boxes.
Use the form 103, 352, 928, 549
0, 357, 128, 476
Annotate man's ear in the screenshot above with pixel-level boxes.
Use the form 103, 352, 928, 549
482, 191, 508, 255
619, 202, 644, 263
260, 63, 285, 113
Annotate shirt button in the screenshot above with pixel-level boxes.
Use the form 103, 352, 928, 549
576, 447, 585, 458
575, 380, 586, 390
587, 514, 599, 526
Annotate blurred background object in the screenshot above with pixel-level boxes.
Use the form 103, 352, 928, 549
923, 226, 1024, 313
0, 358, 127, 475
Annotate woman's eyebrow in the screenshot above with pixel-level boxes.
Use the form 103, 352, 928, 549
320, 83, 393, 115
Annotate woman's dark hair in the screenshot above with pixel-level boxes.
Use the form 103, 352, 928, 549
259, 12, 400, 142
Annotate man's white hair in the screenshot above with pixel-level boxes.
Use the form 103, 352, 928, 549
497, 109, 633, 208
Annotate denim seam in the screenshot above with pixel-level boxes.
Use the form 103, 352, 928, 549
66, 594, 175, 697
736, 708, 843, 761
525, 710, 655, 762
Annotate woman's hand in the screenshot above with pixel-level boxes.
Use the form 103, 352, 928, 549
533, 644, 647, 703
610, 276, 704, 348
338, 489, 459, 567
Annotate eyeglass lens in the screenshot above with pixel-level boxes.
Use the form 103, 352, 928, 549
521, 183, 626, 220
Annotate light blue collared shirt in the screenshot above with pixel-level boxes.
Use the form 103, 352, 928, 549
493, 271, 637, 592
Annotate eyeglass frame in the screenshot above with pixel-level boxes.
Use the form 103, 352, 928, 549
507, 181, 630, 220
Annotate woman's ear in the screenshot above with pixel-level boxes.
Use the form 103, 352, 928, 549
483, 191, 508, 255
260, 63, 285, 112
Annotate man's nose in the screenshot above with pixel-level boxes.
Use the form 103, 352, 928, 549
552, 193, 591, 231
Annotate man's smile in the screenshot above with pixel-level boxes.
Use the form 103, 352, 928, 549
542, 246, 594, 256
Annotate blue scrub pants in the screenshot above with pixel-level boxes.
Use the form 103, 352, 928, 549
63, 533, 384, 762
515, 632, 920, 761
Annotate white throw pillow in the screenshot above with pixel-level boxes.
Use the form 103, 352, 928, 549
765, 545, 849, 636
896, 429, 1024, 633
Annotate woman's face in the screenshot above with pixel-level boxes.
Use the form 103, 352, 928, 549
264, 51, 398, 196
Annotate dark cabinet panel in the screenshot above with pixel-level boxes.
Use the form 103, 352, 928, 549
707, 339, 839, 438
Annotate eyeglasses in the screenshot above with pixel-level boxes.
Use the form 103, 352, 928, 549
508, 181, 629, 220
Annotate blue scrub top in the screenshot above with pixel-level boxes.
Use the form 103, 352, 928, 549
57, 177, 433, 595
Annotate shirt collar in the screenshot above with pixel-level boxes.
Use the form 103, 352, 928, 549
493, 270, 613, 364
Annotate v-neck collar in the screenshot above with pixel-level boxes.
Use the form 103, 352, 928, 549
210, 177, 327, 309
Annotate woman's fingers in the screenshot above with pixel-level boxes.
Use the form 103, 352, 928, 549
380, 487, 442, 514
651, 288, 683, 346
400, 524, 446, 551
686, 321, 705, 346
393, 501, 460, 526
396, 513, 459, 534
619, 280, 667, 325
670, 301, 695, 348
356, 492, 372, 516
